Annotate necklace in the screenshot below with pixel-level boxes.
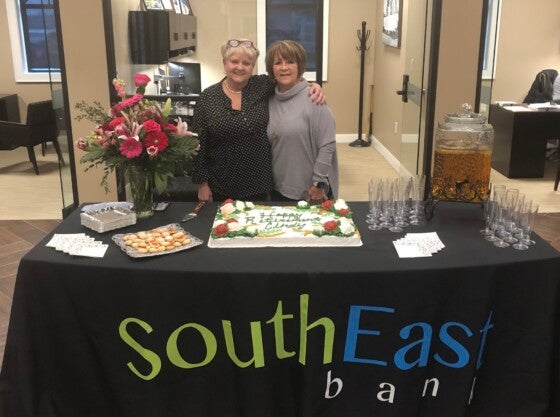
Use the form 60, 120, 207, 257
224, 80, 242, 94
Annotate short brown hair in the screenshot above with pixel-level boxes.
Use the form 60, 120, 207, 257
265, 40, 307, 78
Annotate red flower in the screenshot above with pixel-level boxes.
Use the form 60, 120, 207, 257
321, 200, 334, 211
323, 220, 338, 231
339, 208, 350, 216
165, 123, 177, 134
214, 223, 229, 236
142, 119, 161, 133
134, 73, 151, 87
119, 94, 143, 110
108, 117, 126, 130
223, 198, 234, 205
119, 137, 143, 158
144, 131, 169, 151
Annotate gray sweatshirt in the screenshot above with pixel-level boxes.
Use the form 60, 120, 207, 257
267, 79, 339, 200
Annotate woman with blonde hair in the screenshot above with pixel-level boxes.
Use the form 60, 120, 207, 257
191, 39, 325, 202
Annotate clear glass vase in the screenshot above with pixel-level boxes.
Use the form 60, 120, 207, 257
126, 164, 154, 219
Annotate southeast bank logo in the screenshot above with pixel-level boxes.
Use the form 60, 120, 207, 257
119, 293, 494, 404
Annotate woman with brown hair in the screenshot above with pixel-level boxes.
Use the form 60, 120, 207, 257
191, 39, 325, 202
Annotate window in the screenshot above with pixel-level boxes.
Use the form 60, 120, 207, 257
5, 0, 61, 82
481, 0, 501, 80
256, 0, 329, 81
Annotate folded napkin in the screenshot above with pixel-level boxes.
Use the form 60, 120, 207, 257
393, 232, 445, 258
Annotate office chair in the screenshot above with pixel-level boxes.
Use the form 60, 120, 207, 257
0, 100, 64, 175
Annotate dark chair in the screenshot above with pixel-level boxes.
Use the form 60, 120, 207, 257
0, 100, 64, 175
523, 69, 558, 104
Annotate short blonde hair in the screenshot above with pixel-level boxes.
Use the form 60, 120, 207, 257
221, 39, 260, 64
265, 40, 307, 78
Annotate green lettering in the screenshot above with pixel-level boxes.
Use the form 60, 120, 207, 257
223, 320, 265, 368
299, 294, 334, 365
119, 318, 161, 380
266, 301, 296, 359
167, 323, 217, 368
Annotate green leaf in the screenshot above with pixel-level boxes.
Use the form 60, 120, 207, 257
162, 98, 172, 118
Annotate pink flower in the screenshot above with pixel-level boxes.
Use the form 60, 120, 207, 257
96, 135, 108, 146
115, 124, 130, 137
134, 73, 151, 87
114, 84, 126, 98
142, 119, 161, 133
146, 145, 159, 157
112, 78, 127, 98
144, 131, 169, 151
119, 94, 143, 110
175, 117, 192, 137
76, 138, 88, 150
119, 137, 143, 158
111, 104, 122, 116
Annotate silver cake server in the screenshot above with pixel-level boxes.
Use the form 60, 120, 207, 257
181, 201, 206, 222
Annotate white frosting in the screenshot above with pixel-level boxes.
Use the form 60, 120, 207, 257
208, 202, 362, 248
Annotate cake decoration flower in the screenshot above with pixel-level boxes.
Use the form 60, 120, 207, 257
321, 200, 334, 211
220, 202, 236, 215
323, 220, 338, 231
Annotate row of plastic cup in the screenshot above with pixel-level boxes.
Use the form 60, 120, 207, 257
480, 184, 538, 250
366, 175, 426, 232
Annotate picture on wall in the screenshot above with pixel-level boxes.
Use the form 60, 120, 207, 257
161, 0, 173, 11
179, 0, 192, 15
382, 0, 402, 48
141, 0, 164, 11
171, 0, 181, 14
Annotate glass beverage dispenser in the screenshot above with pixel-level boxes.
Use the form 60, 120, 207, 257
431, 103, 494, 203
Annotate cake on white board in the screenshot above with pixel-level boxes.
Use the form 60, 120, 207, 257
207, 199, 363, 248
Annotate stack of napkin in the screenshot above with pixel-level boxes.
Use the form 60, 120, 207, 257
46, 233, 108, 258
393, 232, 444, 258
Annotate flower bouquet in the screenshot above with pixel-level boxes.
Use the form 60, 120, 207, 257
75, 73, 199, 217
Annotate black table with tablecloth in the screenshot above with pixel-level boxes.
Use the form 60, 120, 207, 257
1, 202, 559, 417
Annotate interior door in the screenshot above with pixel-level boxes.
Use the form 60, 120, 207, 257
397, 0, 430, 176
46, 2, 78, 216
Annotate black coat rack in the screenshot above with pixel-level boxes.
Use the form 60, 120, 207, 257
349, 21, 371, 148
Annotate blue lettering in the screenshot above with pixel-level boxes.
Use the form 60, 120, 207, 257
476, 311, 494, 369
394, 322, 432, 370
343, 305, 394, 365
434, 322, 472, 368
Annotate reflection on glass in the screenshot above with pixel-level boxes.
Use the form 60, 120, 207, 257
44, 3, 77, 216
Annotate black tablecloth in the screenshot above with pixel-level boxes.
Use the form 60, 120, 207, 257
1, 202, 559, 417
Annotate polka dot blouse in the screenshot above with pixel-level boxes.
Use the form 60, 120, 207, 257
191, 74, 275, 199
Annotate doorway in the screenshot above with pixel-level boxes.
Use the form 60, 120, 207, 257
398, 0, 430, 176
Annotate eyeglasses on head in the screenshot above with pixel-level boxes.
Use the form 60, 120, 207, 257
227, 39, 255, 49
